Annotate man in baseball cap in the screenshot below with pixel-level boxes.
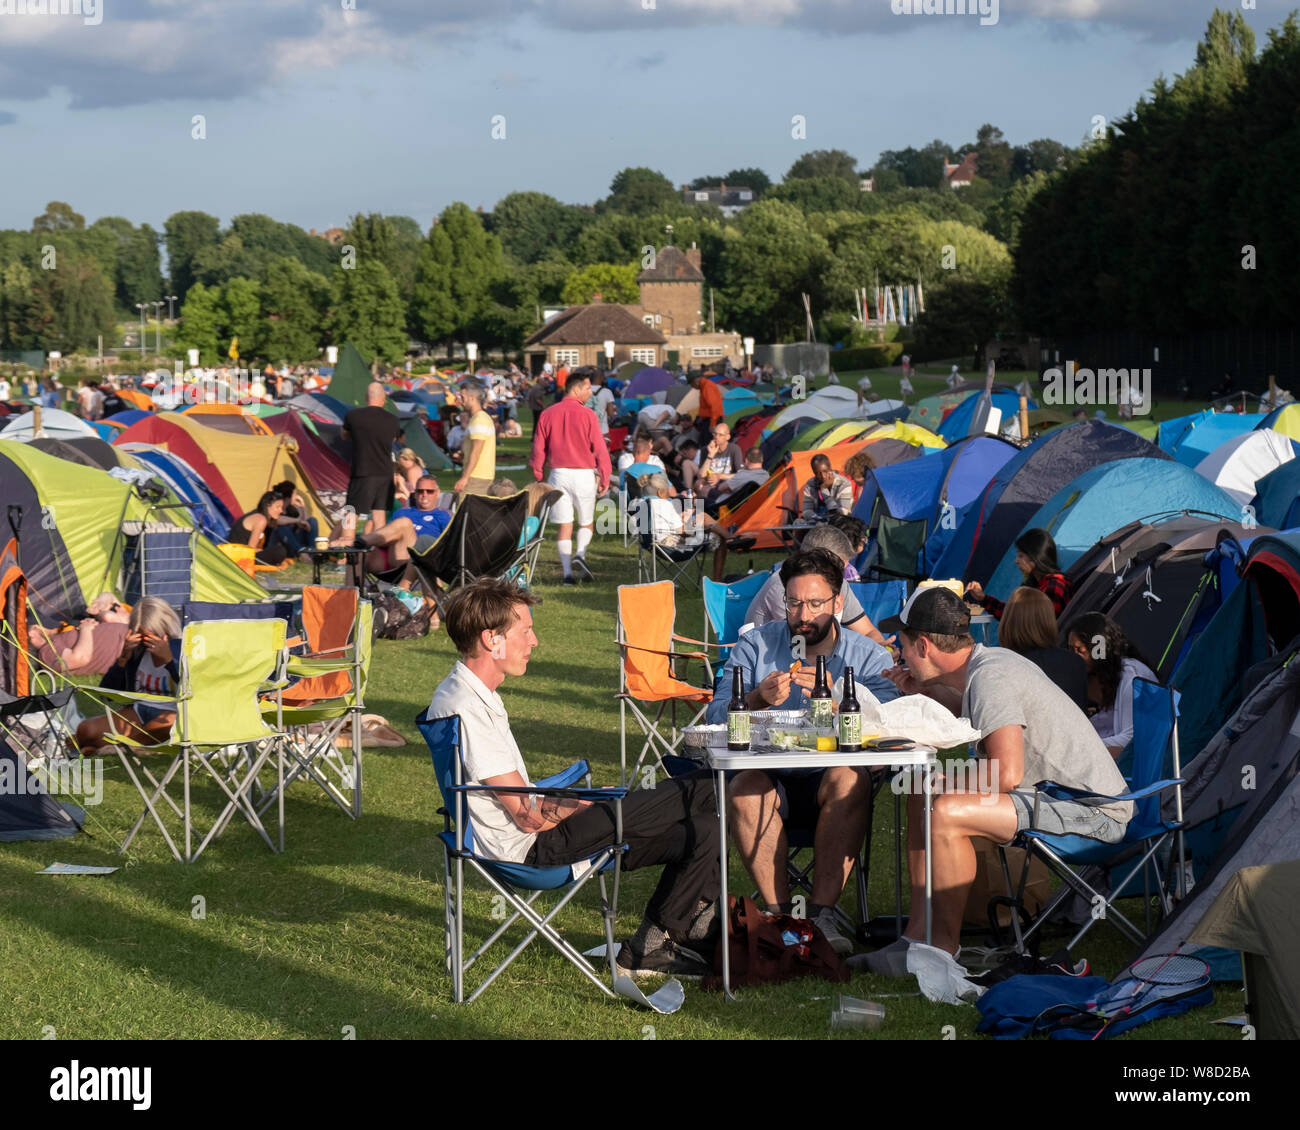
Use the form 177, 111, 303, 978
855, 584, 1133, 975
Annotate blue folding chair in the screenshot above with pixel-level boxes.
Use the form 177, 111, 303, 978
998, 679, 1186, 952
417, 711, 631, 1004
702, 569, 770, 687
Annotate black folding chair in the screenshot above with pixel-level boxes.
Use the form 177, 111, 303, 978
408, 492, 535, 597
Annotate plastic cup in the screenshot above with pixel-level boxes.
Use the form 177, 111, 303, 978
314, 537, 329, 551
830, 995, 885, 1030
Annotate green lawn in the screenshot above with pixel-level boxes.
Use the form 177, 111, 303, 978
0, 398, 1239, 1040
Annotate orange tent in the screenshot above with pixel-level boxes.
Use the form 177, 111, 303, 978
720, 449, 860, 549
182, 404, 272, 434
117, 388, 154, 411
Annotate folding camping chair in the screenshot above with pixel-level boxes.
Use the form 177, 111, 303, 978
408, 491, 535, 596
512, 484, 563, 587
996, 679, 1186, 952
867, 514, 927, 584
94, 619, 289, 863
634, 497, 707, 592
260, 585, 372, 822
417, 712, 630, 1004
619, 462, 661, 547
616, 582, 713, 786
701, 570, 770, 689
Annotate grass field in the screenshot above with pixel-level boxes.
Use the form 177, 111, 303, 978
0, 374, 1242, 1040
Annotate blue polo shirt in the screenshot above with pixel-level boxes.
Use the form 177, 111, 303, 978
393, 506, 450, 540
705, 619, 898, 724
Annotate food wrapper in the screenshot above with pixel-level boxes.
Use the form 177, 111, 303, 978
848, 685, 982, 749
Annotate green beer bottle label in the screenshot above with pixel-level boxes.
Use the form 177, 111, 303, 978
728, 710, 750, 746
809, 698, 833, 730
839, 711, 861, 749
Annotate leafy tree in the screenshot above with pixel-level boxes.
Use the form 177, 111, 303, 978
870, 141, 950, 189
785, 149, 860, 185
560, 262, 640, 305
767, 176, 861, 213
46, 253, 117, 352
89, 217, 163, 310
491, 192, 589, 264
173, 282, 224, 364
916, 277, 1005, 370
218, 277, 263, 360
984, 171, 1049, 249
32, 202, 85, 233
163, 211, 221, 302
604, 167, 678, 215
723, 167, 772, 195
0, 261, 55, 350
968, 124, 1012, 188
260, 257, 328, 362
192, 234, 263, 289
327, 260, 407, 364
411, 203, 506, 350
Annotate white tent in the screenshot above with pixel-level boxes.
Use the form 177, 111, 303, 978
0, 407, 97, 441
764, 401, 833, 434
1194, 428, 1297, 506
807, 385, 858, 410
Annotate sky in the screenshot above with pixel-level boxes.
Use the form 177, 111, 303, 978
0, 1, 1287, 233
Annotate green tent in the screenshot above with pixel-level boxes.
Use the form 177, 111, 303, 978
0, 442, 265, 623
325, 342, 378, 409
401, 417, 452, 471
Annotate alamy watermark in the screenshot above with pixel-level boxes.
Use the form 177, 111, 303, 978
890, 0, 998, 27
1041, 361, 1152, 416
892, 757, 1001, 804
0, 0, 103, 26
1, 755, 104, 806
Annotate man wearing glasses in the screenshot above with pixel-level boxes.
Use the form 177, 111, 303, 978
333, 473, 450, 586
705, 548, 898, 954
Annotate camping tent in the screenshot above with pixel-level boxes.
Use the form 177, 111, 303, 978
627, 367, 674, 396
120, 446, 236, 542
0, 741, 85, 841
936, 389, 1037, 442
1160, 411, 1266, 466
0, 442, 264, 625
1252, 457, 1300, 529
763, 400, 833, 436
983, 458, 1239, 603
22, 436, 122, 472
261, 409, 350, 491
1138, 640, 1300, 997
1060, 516, 1260, 681
0, 408, 96, 441
287, 392, 349, 426
111, 412, 331, 526
323, 342, 375, 408
1193, 428, 1297, 506
400, 416, 453, 472
1257, 402, 1300, 441
931, 421, 1169, 584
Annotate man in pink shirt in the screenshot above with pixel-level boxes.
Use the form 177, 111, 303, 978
529, 367, 611, 585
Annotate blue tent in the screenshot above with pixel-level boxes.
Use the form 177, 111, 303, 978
103, 408, 150, 427
1159, 411, 1266, 467
931, 421, 1168, 584
936, 389, 1037, 443
287, 392, 349, 426
123, 447, 235, 543
1253, 459, 1300, 529
985, 458, 1241, 602
722, 387, 763, 414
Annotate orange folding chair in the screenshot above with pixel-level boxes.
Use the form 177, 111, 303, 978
616, 582, 713, 787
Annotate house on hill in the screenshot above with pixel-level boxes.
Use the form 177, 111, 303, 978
943, 153, 978, 188
681, 183, 756, 218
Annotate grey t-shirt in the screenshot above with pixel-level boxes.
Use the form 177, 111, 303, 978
960, 645, 1133, 824
744, 569, 865, 629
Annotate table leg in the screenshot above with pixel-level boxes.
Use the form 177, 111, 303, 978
924, 758, 933, 946
715, 766, 735, 1002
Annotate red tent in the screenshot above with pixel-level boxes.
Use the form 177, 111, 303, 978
262, 410, 349, 493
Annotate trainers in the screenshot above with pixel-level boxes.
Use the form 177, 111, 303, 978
616, 937, 711, 980
812, 908, 855, 956
561, 575, 578, 586
572, 557, 595, 582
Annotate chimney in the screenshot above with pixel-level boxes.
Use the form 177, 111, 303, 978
686, 246, 702, 271
591, 291, 603, 304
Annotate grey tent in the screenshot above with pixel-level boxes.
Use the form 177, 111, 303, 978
0, 741, 85, 841
1189, 860, 1300, 1039
1137, 639, 1300, 985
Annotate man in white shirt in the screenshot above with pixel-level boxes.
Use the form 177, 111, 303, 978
616, 434, 666, 478
0, 376, 10, 401
588, 371, 616, 437
427, 578, 721, 978
637, 402, 677, 433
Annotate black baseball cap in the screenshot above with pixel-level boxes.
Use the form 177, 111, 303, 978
879, 586, 972, 636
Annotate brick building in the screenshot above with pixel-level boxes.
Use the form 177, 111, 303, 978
523, 301, 667, 373
636, 245, 705, 335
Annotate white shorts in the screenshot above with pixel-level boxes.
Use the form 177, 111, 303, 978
548, 467, 598, 527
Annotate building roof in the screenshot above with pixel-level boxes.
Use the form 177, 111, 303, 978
943, 153, 979, 186
523, 304, 668, 347
636, 245, 705, 284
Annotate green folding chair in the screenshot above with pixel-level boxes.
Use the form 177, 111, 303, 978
259, 586, 373, 821
96, 618, 289, 863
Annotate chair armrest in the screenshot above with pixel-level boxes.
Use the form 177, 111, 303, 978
672, 633, 718, 650
536, 761, 590, 789
448, 783, 628, 801
1035, 778, 1184, 805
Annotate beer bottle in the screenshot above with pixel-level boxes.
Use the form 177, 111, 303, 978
809, 654, 833, 730
727, 668, 750, 751
838, 666, 862, 752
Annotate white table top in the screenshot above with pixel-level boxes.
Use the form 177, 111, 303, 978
706, 743, 936, 771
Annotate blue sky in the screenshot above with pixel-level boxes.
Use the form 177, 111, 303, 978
0, 1, 1284, 232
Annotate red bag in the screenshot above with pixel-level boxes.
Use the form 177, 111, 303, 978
703, 896, 849, 991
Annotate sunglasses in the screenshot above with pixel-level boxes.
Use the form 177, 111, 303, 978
414, 489, 438, 495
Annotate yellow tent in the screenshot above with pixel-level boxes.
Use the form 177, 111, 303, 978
856, 420, 946, 451
113, 412, 332, 526
1266, 403, 1300, 441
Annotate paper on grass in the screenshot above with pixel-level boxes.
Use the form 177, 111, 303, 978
40, 862, 118, 875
